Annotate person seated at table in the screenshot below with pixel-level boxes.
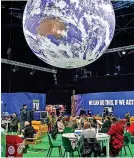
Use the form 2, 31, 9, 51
81, 122, 96, 138
9, 112, 19, 132
66, 117, 78, 129
108, 117, 124, 157
22, 121, 36, 153
56, 117, 65, 133
99, 116, 111, 133
23, 121, 35, 140
78, 115, 87, 129
81, 122, 101, 157
90, 118, 97, 128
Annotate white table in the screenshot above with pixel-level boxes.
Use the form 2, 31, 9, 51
62, 133, 110, 157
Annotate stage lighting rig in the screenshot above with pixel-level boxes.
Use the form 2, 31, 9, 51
1, 58, 57, 74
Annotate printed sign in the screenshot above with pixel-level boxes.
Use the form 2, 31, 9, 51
8, 146, 15, 155
17, 145, 23, 154
33, 100, 39, 110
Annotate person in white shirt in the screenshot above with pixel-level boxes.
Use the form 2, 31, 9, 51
81, 121, 96, 138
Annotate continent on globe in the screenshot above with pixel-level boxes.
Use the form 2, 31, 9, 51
23, 0, 115, 68
36, 17, 66, 39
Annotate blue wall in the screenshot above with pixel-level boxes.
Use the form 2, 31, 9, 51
75, 91, 134, 118
1, 92, 46, 115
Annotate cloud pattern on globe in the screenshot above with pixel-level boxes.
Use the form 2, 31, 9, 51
23, 0, 115, 69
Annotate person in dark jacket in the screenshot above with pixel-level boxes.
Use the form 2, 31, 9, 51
125, 112, 130, 123
23, 121, 35, 139
10, 112, 19, 132
23, 121, 35, 153
100, 116, 111, 133
27, 108, 35, 125
20, 105, 27, 133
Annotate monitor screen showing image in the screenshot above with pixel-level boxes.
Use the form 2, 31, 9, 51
40, 111, 48, 119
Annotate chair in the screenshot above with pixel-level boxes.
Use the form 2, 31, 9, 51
25, 132, 43, 150
31, 121, 48, 133
47, 133, 62, 157
121, 132, 133, 157
63, 127, 75, 133
62, 136, 80, 157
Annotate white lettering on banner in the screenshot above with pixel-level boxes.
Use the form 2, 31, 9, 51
100, 100, 104, 105
115, 100, 118, 105
104, 100, 114, 106
89, 100, 99, 105
88, 99, 134, 106
119, 100, 125, 105
33, 102, 39, 110
126, 100, 134, 105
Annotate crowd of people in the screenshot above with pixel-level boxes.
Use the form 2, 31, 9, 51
53, 115, 130, 157
1, 104, 35, 133
1, 105, 133, 157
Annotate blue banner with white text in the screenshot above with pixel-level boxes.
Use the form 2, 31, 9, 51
74, 91, 134, 118
1, 92, 46, 115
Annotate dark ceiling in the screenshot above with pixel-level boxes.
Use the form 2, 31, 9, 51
1, 1, 134, 104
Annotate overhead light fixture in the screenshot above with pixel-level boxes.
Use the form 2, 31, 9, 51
12, 66, 18, 72
122, 51, 126, 55
30, 69, 35, 75
114, 73, 118, 76
105, 73, 110, 76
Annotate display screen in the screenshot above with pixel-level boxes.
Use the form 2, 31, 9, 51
40, 111, 48, 119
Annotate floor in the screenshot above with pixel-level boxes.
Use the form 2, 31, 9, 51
23, 134, 134, 157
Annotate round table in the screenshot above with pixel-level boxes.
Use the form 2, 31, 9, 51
62, 133, 110, 157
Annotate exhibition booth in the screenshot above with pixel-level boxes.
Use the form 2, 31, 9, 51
72, 91, 134, 118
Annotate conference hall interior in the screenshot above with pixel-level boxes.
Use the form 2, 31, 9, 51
1, 0, 134, 157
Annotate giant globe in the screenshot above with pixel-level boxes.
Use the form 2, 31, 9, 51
23, 0, 115, 69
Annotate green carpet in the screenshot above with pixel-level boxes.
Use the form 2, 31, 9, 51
23, 134, 134, 157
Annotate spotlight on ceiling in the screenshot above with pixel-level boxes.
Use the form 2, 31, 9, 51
105, 73, 110, 76
118, 51, 126, 57
12, 66, 18, 72
122, 51, 126, 55
30, 69, 35, 75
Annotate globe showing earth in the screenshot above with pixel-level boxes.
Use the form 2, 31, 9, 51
23, 0, 115, 69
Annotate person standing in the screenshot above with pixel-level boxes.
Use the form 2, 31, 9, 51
88, 109, 92, 117
56, 117, 65, 133
20, 105, 27, 133
27, 108, 35, 125
10, 112, 19, 132
125, 112, 130, 123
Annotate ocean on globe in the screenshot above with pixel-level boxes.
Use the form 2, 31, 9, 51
23, 0, 115, 69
